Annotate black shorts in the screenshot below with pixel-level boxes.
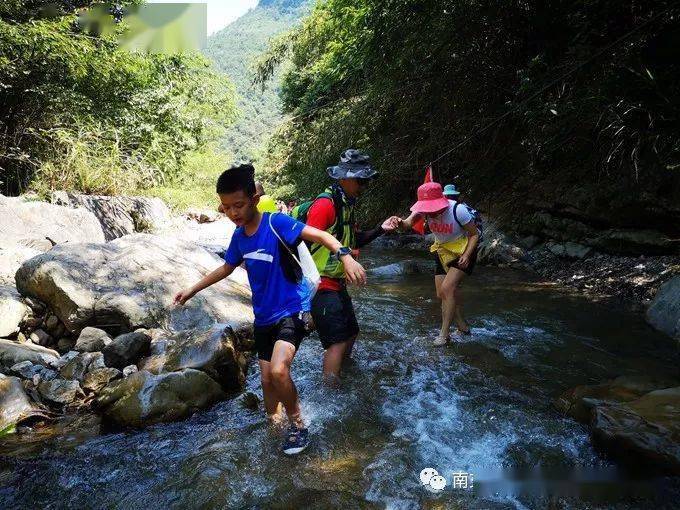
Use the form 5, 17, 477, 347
433, 249, 477, 276
253, 314, 306, 362
311, 288, 360, 349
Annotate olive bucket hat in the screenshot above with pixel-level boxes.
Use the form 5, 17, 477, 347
327, 149, 379, 180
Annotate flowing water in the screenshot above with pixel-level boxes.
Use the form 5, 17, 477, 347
1, 251, 679, 509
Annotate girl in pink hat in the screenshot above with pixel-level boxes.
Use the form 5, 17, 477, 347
399, 182, 480, 345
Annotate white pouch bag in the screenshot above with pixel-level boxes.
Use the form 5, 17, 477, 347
269, 213, 320, 299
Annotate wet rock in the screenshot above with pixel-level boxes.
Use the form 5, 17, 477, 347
37, 378, 82, 406
0, 339, 59, 371
51, 192, 172, 241
368, 260, 430, 277
137, 325, 248, 391
51, 350, 79, 371
82, 367, 122, 393
592, 387, 680, 474
96, 369, 225, 428
102, 331, 151, 369
75, 327, 112, 352
0, 286, 30, 338
477, 223, 527, 264
122, 365, 138, 377
9, 361, 42, 379
15, 234, 253, 334
556, 376, 680, 474
554, 375, 679, 423
56, 337, 76, 353
59, 352, 105, 382
646, 276, 680, 342
44, 315, 59, 331
0, 374, 45, 433
29, 329, 51, 347
564, 242, 591, 259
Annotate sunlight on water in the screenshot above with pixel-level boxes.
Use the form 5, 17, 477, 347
1, 263, 678, 509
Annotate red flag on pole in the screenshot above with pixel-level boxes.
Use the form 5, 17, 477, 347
412, 165, 433, 235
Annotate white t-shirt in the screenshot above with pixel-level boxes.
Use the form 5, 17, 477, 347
427, 200, 472, 243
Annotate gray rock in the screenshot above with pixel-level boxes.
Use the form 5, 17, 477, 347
29, 329, 52, 347
51, 350, 80, 371
518, 235, 541, 250
44, 315, 59, 331
82, 367, 122, 393
0, 286, 30, 338
103, 331, 151, 369
0, 339, 59, 371
51, 192, 172, 241
122, 365, 138, 377
37, 378, 82, 406
97, 369, 225, 428
368, 260, 430, 278
563, 242, 592, 259
0, 245, 41, 286
0, 194, 104, 250
9, 361, 41, 379
15, 234, 253, 334
137, 325, 248, 391
75, 327, 112, 352
59, 352, 105, 382
56, 337, 76, 353
646, 276, 680, 342
0, 374, 45, 432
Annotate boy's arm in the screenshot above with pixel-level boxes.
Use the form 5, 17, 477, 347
300, 225, 367, 285
398, 211, 422, 231
173, 263, 236, 305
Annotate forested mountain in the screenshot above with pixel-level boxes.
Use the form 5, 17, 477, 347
0, 1, 235, 202
257, 0, 680, 250
204, 0, 310, 161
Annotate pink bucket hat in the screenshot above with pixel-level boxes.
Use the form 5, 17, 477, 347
410, 182, 450, 214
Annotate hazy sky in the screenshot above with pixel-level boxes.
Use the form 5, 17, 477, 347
148, 0, 258, 35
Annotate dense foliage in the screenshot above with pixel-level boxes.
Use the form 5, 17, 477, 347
0, 1, 236, 199
258, 0, 680, 232
204, 0, 309, 162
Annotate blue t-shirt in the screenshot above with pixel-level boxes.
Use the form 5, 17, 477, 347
224, 212, 310, 326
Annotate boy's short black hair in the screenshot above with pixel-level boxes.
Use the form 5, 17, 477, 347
216, 163, 256, 196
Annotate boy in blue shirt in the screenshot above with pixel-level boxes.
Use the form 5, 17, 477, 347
173, 164, 366, 455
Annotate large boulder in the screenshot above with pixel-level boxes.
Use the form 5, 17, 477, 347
102, 331, 151, 369
646, 276, 680, 342
138, 325, 248, 391
51, 192, 172, 241
0, 286, 30, 338
15, 234, 253, 335
0, 374, 45, 433
0, 194, 104, 249
592, 387, 680, 474
0, 339, 59, 372
96, 369, 225, 428
0, 245, 40, 285
555, 376, 680, 474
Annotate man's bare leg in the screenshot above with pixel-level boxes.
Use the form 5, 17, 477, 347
269, 340, 304, 428
322, 340, 349, 385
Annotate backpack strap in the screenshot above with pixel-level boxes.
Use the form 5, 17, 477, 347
452, 203, 465, 229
